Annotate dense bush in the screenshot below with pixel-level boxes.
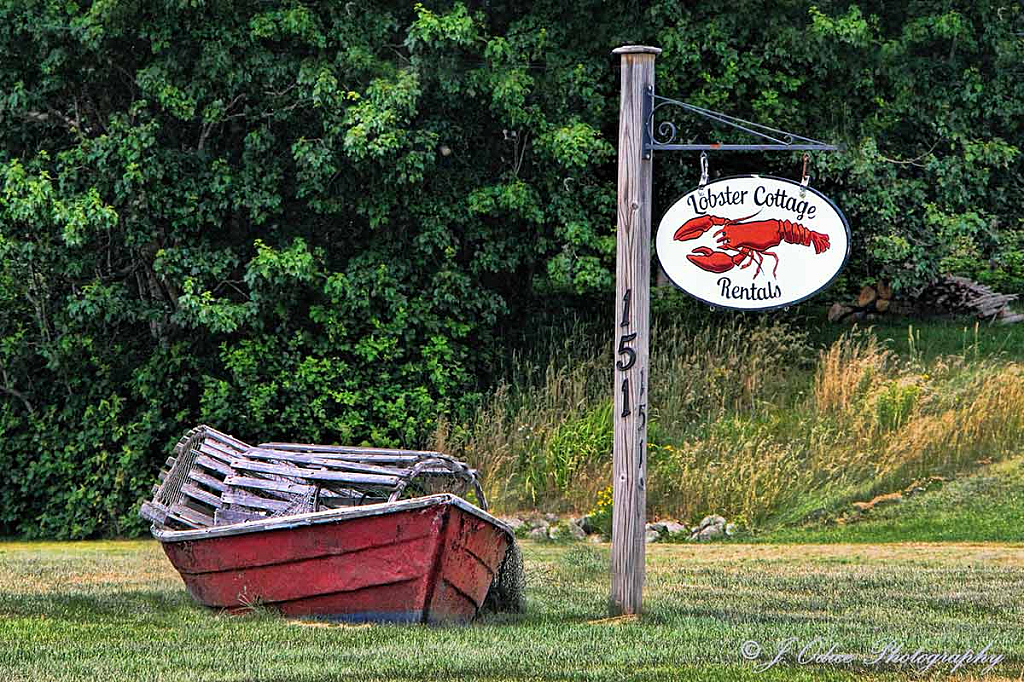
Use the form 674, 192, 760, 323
1, 1, 1021, 536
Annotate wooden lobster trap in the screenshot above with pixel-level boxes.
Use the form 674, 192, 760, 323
140, 425, 488, 531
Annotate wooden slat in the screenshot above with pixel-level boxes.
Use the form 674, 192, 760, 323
320, 495, 382, 508
203, 428, 251, 451
188, 469, 226, 492
167, 503, 214, 528
221, 490, 292, 512
215, 507, 265, 525
260, 442, 442, 458
198, 442, 236, 465
181, 482, 223, 509
262, 448, 441, 465
243, 447, 415, 476
229, 458, 401, 487
225, 475, 362, 499
192, 454, 296, 501
225, 475, 317, 498
281, 452, 426, 465
139, 501, 169, 525
235, 484, 298, 502
195, 453, 233, 477
204, 437, 247, 459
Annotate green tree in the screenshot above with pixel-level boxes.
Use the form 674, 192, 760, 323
0, 0, 1020, 537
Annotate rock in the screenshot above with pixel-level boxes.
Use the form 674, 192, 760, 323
691, 515, 726, 541
695, 525, 724, 541
547, 522, 584, 542
587, 534, 604, 544
646, 522, 666, 535
528, 526, 549, 540
501, 516, 526, 533
725, 523, 737, 536
645, 529, 661, 544
528, 517, 550, 530
697, 515, 726, 531
543, 513, 559, 524
662, 521, 688, 536
575, 515, 596, 534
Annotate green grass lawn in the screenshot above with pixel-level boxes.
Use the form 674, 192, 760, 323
760, 455, 1024, 544
1, 539, 1022, 681
3, 316, 1022, 681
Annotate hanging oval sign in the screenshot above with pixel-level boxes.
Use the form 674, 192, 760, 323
655, 175, 850, 311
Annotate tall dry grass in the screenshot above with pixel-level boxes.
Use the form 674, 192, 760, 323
436, 318, 814, 513
439, 321, 1024, 529
431, 332, 609, 510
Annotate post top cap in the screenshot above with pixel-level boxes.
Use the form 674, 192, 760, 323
612, 45, 662, 55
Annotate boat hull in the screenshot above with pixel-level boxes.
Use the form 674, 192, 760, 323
154, 495, 511, 624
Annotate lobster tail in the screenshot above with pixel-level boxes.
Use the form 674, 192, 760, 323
778, 220, 830, 254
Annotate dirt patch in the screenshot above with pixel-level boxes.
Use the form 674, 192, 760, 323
852, 491, 903, 512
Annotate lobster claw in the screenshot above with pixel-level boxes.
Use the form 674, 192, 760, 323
674, 215, 718, 241
687, 247, 741, 273
675, 212, 759, 242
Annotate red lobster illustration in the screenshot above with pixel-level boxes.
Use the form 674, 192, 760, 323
674, 212, 830, 278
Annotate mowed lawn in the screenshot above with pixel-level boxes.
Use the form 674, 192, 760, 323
0, 540, 1022, 681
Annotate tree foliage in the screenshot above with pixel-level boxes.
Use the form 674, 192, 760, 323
0, 0, 1021, 536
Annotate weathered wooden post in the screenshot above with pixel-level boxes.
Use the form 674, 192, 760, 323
610, 45, 659, 616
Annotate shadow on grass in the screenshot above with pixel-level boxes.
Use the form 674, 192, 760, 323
0, 588, 197, 622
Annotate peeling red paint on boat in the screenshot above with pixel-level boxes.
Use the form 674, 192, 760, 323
156, 495, 511, 624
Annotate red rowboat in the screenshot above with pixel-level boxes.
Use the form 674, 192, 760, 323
153, 494, 513, 624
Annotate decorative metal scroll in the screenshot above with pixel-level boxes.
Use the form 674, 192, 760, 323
642, 86, 840, 158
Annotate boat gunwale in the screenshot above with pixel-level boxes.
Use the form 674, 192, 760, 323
150, 493, 512, 543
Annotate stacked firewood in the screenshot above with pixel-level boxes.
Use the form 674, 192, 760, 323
827, 281, 896, 323
910, 275, 1022, 324
829, 276, 1021, 324
140, 425, 486, 531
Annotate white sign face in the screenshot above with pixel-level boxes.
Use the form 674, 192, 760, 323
655, 175, 850, 311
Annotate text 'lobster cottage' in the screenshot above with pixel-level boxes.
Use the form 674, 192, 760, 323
655, 175, 851, 310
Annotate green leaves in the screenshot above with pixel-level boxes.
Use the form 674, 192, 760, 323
407, 2, 479, 51
250, 5, 327, 48
246, 238, 318, 288
1, 158, 118, 246
0, 0, 1021, 538
135, 65, 197, 121
343, 69, 423, 160
808, 5, 874, 45
535, 120, 613, 170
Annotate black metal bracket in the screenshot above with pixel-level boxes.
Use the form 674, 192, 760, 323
642, 86, 841, 158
